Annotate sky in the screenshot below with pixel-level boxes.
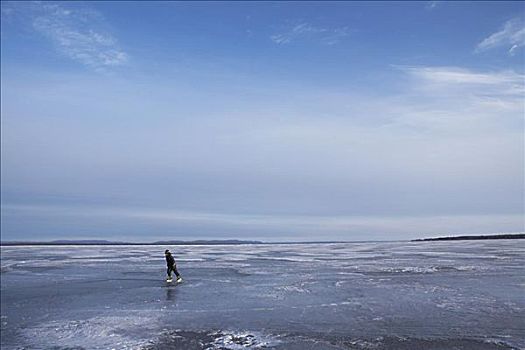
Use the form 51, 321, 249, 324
1, 1, 524, 242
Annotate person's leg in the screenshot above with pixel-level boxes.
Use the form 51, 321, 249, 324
167, 266, 172, 279
173, 266, 181, 279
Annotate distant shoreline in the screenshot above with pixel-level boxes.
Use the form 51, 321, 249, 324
1, 234, 524, 246
412, 233, 524, 242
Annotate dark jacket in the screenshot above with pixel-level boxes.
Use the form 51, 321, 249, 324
165, 253, 176, 267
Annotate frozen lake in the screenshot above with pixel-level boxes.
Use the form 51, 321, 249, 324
1, 240, 524, 349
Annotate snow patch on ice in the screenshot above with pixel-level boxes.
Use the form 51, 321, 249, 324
276, 285, 311, 293
22, 315, 157, 349
206, 330, 281, 349
381, 265, 482, 274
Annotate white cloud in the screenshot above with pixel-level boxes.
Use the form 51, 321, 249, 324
402, 66, 525, 99
476, 17, 525, 55
30, 3, 128, 71
425, 1, 440, 10
271, 22, 349, 45
403, 66, 522, 85
390, 66, 524, 132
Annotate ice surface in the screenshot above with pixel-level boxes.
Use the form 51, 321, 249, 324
1, 241, 524, 349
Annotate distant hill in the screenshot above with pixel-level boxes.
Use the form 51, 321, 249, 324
0, 239, 264, 246
412, 233, 525, 242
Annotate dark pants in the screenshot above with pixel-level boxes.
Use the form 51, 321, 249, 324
167, 265, 181, 279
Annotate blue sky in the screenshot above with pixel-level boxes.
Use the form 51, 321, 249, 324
1, 1, 524, 241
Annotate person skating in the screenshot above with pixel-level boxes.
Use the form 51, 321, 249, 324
165, 249, 182, 282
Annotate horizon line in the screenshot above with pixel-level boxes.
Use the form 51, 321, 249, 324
1, 233, 524, 246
